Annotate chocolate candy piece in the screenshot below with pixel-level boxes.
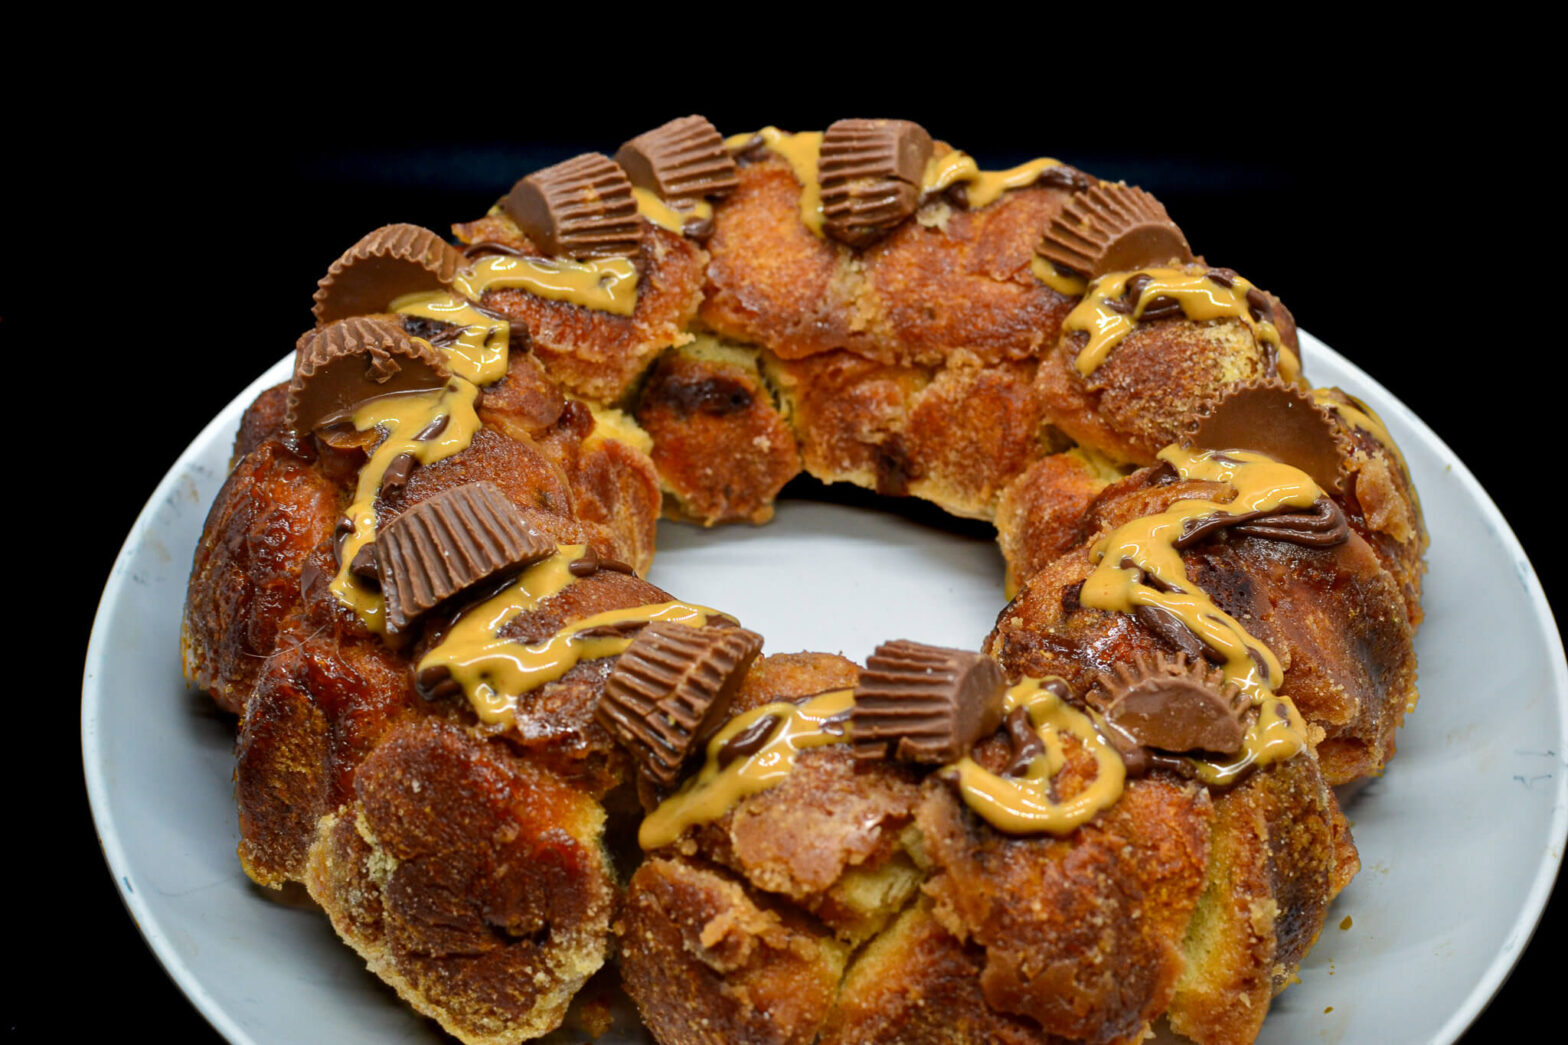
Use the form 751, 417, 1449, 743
1092, 653, 1248, 756
818, 118, 933, 247
597, 623, 765, 785
614, 115, 739, 203
1036, 182, 1193, 278
1189, 379, 1351, 496
312, 223, 466, 325
285, 317, 450, 434
501, 152, 643, 260
851, 640, 1006, 764
375, 482, 555, 635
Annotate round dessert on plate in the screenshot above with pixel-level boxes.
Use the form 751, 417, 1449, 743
86, 114, 1557, 1045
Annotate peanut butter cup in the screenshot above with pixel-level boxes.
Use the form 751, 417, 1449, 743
312, 223, 467, 325
1092, 653, 1248, 756
615, 115, 738, 203
502, 153, 643, 260
1190, 379, 1352, 496
597, 623, 764, 785
851, 639, 1006, 764
818, 118, 933, 246
284, 317, 450, 434
1036, 182, 1192, 278
375, 482, 554, 634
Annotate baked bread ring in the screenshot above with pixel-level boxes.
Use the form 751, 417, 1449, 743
183, 115, 1423, 1045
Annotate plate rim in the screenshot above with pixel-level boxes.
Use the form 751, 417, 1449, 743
81, 331, 1568, 1045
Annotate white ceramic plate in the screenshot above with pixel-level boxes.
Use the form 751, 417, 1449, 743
83, 331, 1567, 1045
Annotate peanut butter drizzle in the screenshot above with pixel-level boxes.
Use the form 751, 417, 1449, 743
416, 545, 717, 728
921, 153, 1064, 209
1063, 267, 1299, 382
1028, 255, 1088, 297
452, 252, 640, 317
947, 678, 1127, 835
639, 688, 855, 849
330, 379, 485, 633
1080, 444, 1314, 772
726, 127, 826, 237
632, 187, 713, 234
389, 291, 509, 385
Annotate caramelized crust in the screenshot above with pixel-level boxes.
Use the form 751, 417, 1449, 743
688, 745, 924, 942
917, 773, 1211, 1044
859, 184, 1077, 367
899, 358, 1055, 517
182, 437, 342, 714
236, 630, 431, 885
1168, 753, 1350, 1045
619, 856, 847, 1045
730, 651, 862, 715
994, 450, 1114, 590
764, 349, 928, 496
697, 159, 848, 359
635, 341, 802, 524
822, 903, 1053, 1045
305, 721, 614, 1045
1036, 316, 1278, 468
700, 157, 1077, 368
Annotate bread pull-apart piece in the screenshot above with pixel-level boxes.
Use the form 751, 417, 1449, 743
634, 335, 802, 525
1168, 749, 1355, 1045
305, 720, 615, 1045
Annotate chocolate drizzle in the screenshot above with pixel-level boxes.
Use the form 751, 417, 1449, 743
1176, 496, 1349, 550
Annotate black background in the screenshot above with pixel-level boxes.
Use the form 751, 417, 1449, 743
15, 58, 1555, 1042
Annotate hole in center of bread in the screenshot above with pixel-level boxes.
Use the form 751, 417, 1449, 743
646, 492, 1004, 662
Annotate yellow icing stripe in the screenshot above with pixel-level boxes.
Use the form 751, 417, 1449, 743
1079, 444, 1313, 768
1063, 267, 1296, 380
639, 688, 855, 849
390, 290, 510, 386
947, 678, 1126, 835
453, 253, 639, 317
416, 546, 718, 728
1188, 695, 1313, 786
632, 187, 713, 234
1029, 255, 1088, 297
741, 127, 825, 237
330, 379, 485, 634
922, 153, 1063, 209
